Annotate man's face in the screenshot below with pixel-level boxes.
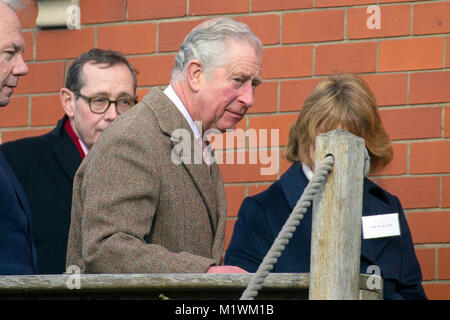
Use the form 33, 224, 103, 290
195, 40, 262, 132
63, 62, 135, 149
0, 4, 29, 107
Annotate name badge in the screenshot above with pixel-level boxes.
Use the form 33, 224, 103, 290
362, 213, 401, 239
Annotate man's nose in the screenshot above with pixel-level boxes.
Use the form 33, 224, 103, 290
238, 81, 255, 108
12, 54, 29, 77
104, 102, 119, 121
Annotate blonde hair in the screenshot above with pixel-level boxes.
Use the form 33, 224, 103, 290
286, 73, 393, 173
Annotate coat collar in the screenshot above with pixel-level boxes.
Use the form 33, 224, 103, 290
279, 162, 397, 265
52, 115, 82, 182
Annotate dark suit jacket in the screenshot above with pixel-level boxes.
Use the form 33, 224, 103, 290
225, 162, 427, 300
0, 150, 36, 274
1, 116, 81, 274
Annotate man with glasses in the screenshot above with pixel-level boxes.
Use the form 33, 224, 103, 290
1, 48, 137, 274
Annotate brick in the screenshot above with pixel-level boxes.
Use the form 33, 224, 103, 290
438, 247, 450, 280
447, 37, 450, 68
423, 283, 450, 300
14, 63, 65, 94
409, 71, 450, 105
248, 183, 271, 197
442, 176, 450, 208
262, 46, 313, 79
315, 0, 376, 7
380, 0, 421, 2
80, 0, 126, 24
445, 106, 450, 138
219, 151, 278, 183
158, 20, 205, 53
248, 113, 299, 148
347, 5, 410, 39
0, 97, 28, 127
360, 73, 408, 106
372, 143, 407, 176
415, 248, 436, 281
251, 0, 312, 12
413, 1, 450, 35
235, 15, 280, 46
224, 185, 246, 217
15, 0, 38, 29
1, 128, 52, 144
225, 219, 236, 250
30, 95, 65, 126
410, 141, 450, 174
249, 81, 278, 114
407, 211, 450, 243
98, 23, 156, 55
36, 28, 95, 61
128, 0, 186, 21
283, 10, 344, 44
315, 42, 377, 75
376, 177, 440, 209
189, 0, 248, 15
279, 78, 321, 112
379, 107, 441, 141
379, 37, 444, 72
128, 55, 175, 87
22, 31, 33, 62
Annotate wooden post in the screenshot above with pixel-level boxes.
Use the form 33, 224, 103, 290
309, 129, 365, 300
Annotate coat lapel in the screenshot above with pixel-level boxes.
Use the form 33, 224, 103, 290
0, 151, 32, 224
143, 88, 220, 233
52, 116, 82, 182
280, 162, 309, 211
360, 179, 397, 265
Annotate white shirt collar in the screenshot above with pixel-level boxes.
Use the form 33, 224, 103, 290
79, 138, 89, 156
163, 84, 201, 140
302, 163, 314, 181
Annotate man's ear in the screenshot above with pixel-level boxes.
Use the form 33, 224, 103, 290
60, 88, 75, 118
185, 60, 204, 92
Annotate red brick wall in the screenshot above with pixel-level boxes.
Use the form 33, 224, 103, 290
3, 0, 449, 299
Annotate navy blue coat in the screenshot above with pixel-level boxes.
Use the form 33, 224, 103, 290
1, 116, 81, 274
0, 150, 37, 274
225, 162, 426, 300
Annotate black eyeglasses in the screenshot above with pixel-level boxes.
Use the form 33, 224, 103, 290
73, 91, 138, 115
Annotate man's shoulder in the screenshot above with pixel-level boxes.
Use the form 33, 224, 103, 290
101, 89, 171, 141
1, 126, 59, 157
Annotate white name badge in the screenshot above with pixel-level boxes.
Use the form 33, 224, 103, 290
362, 213, 401, 239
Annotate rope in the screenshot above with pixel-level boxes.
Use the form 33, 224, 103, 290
240, 154, 335, 300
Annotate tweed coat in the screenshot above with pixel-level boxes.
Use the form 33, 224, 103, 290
66, 88, 227, 273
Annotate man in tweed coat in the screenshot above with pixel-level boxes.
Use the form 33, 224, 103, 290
66, 18, 263, 273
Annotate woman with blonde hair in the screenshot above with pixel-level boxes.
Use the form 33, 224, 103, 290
225, 74, 426, 300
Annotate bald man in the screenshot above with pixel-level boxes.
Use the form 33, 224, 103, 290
0, 0, 36, 275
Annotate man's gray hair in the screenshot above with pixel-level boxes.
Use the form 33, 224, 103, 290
172, 17, 262, 81
0, 0, 26, 10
